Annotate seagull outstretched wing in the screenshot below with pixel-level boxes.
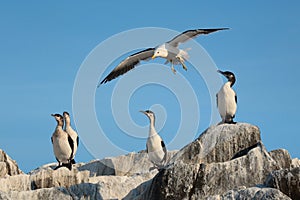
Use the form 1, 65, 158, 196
167, 28, 229, 47
99, 48, 155, 85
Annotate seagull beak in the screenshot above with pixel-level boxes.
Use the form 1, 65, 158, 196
51, 114, 55, 117
152, 55, 156, 59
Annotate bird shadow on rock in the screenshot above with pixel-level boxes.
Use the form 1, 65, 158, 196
231, 141, 262, 160
60, 183, 104, 200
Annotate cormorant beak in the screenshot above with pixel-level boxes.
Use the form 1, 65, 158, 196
217, 70, 224, 75
217, 70, 227, 78
139, 110, 147, 115
152, 55, 156, 59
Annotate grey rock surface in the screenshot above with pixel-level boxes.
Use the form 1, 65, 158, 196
291, 158, 300, 168
269, 149, 292, 169
0, 173, 157, 200
0, 150, 23, 178
265, 167, 300, 200
0, 174, 30, 192
145, 145, 287, 199
169, 123, 261, 165
0, 150, 163, 200
143, 123, 294, 200
208, 187, 291, 200
30, 167, 90, 189
77, 150, 177, 176
0, 188, 72, 200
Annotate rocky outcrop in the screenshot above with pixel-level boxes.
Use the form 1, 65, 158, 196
0, 188, 72, 200
169, 123, 261, 165
265, 167, 300, 200
0, 150, 23, 178
0, 150, 175, 199
0, 174, 30, 192
0, 123, 299, 200
145, 144, 287, 199
291, 158, 300, 168
78, 150, 177, 176
209, 187, 291, 200
143, 123, 297, 200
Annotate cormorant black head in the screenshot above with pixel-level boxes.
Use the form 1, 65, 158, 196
139, 110, 156, 125
145, 110, 154, 114
63, 111, 71, 125
51, 113, 64, 125
63, 111, 70, 116
217, 70, 236, 87
51, 113, 63, 118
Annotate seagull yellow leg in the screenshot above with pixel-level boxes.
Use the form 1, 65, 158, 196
171, 64, 176, 74
178, 57, 188, 71
181, 62, 188, 71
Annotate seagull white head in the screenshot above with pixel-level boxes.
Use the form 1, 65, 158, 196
152, 46, 168, 59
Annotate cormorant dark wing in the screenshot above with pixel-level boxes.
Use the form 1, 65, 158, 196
68, 135, 74, 160
216, 93, 219, 108
76, 136, 79, 148
99, 48, 155, 85
161, 140, 167, 163
167, 28, 229, 47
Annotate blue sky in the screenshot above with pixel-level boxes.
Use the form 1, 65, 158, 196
0, 1, 299, 172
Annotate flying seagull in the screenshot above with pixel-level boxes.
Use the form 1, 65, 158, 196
99, 28, 229, 85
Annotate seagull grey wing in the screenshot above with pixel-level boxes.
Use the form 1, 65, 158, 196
216, 93, 219, 108
99, 48, 155, 85
167, 28, 229, 47
161, 140, 167, 163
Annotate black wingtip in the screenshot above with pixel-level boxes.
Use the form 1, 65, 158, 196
213, 28, 230, 30
97, 80, 105, 88
100, 79, 106, 85
97, 82, 102, 88
205, 28, 230, 33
